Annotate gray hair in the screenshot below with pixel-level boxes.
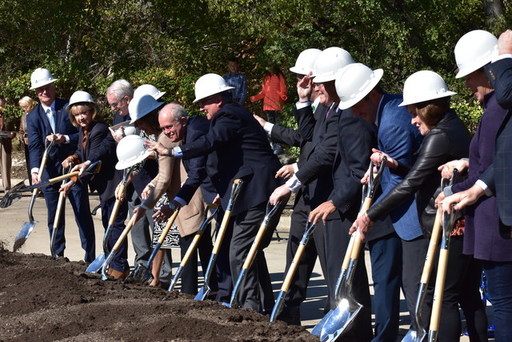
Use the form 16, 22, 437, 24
162, 102, 188, 121
106, 79, 133, 100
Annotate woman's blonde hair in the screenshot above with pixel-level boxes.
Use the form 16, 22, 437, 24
18, 96, 37, 113
68, 103, 102, 127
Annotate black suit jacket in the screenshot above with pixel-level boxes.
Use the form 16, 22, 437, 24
27, 98, 78, 180
177, 115, 217, 204
484, 58, 512, 226
74, 121, 119, 202
180, 103, 282, 215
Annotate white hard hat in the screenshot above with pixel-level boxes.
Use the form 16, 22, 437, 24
115, 135, 152, 170
67, 90, 95, 111
399, 70, 456, 107
134, 84, 166, 100
311, 47, 354, 83
193, 73, 235, 103
129, 94, 163, 124
30, 68, 58, 90
454, 30, 498, 79
289, 48, 322, 75
336, 63, 384, 110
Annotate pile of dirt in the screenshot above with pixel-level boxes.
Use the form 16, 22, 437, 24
0, 243, 316, 342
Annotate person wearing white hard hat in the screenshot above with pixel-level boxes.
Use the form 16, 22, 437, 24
156, 73, 283, 313
134, 84, 166, 100
26, 68, 96, 262
253, 48, 330, 325
350, 70, 473, 340
60, 91, 130, 279
441, 29, 512, 342
329, 62, 425, 341
143, 103, 220, 296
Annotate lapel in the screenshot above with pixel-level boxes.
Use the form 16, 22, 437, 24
38, 105, 54, 134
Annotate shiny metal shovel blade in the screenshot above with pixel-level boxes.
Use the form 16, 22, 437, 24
320, 298, 362, 342
402, 328, 427, 342
13, 221, 37, 252
86, 253, 105, 273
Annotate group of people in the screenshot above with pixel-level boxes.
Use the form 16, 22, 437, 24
15, 26, 512, 342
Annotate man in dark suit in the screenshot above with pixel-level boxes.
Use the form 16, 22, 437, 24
27, 68, 95, 261
157, 73, 282, 313
332, 63, 424, 341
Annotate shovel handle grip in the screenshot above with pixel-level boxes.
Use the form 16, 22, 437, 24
420, 208, 442, 284
156, 209, 180, 244
48, 171, 80, 184
53, 191, 67, 229
181, 230, 205, 266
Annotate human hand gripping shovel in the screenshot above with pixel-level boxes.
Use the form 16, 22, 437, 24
13, 137, 55, 251
319, 158, 386, 342
428, 170, 459, 342
168, 204, 219, 292
401, 173, 457, 342
86, 166, 134, 273
223, 200, 281, 308
194, 179, 243, 301
126, 208, 180, 284
269, 221, 315, 322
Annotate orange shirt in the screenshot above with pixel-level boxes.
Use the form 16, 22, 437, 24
250, 72, 288, 111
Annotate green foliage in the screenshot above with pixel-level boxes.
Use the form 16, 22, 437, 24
0, 0, 511, 136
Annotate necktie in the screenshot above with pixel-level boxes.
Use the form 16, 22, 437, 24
46, 108, 56, 133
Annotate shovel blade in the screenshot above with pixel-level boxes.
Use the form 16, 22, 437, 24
13, 221, 37, 252
311, 311, 333, 336
194, 285, 210, 301
86, 253, 106, 273
320, 298, 362, 342
168, 266, 184, 292
401, 328, 427, 342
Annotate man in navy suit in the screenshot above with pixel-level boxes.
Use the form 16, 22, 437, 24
327, 63, 423, 341
156, 73, 282, 313
27, 68, 95, 261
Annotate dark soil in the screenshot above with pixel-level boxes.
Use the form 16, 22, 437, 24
0, 243, 316, 342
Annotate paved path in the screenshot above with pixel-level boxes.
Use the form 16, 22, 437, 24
0, 179, 484, 341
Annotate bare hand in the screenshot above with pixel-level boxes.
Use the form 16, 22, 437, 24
212, 194, 221, 205
133, 206, 147, 223
253, 114, 267, 127
71, 161, 90, 176
46, 133, 65, 144
32, 172, 41, 185
115, 183, 126, 201
297, 73, 313, 102
109, 126, 125, 143
441, 184, 485, 213
498, 29, 512, 55
369, 148, 396, 168
269, 184, 291, 205
59, 181, 74, 196
146, 140, 168, 156
349, 213, 372, 241
141, 184, 153, 200
434, 191, 445, 208
309, 200, 336, 225
61, 157, 73, 169
275, 164, 295, 179
437, 159, 469, 179
152, 204, 174, 223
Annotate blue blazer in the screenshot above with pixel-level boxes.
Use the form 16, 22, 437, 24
180, 103, 282, 215
27, 98, 78, 180
484, 58, 512, 226
377, 94, 423, 240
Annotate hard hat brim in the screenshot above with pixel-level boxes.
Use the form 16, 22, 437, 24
193, 86, 235, 103
115, 149, 153, 170
30, 78, 58, 90
129, 101, 164, 124
338, 69, 384, 110
398, 91, 457, 107
455, 60, 491, 79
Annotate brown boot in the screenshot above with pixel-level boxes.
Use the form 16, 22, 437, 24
107, 268, 130, 280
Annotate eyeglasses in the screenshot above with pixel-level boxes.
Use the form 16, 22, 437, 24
109, 96, 126, 109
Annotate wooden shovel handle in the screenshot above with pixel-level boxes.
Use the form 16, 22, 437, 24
111, 214, 138, 251
53, 191, 67, 229
241, 219, 269, 270
212, 209, 232, 254
180, 231, 204, 267
350, 197, 373, 260
156, 209, 180, 245
281, 242, 307, 292
420, 208, 442, 284
429, 247, 450, 333
108, 184, 126, 226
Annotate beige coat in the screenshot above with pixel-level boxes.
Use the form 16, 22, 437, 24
142, 133, 205, 237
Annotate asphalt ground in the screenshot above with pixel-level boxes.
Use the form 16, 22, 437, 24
0, 178, 484, 341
